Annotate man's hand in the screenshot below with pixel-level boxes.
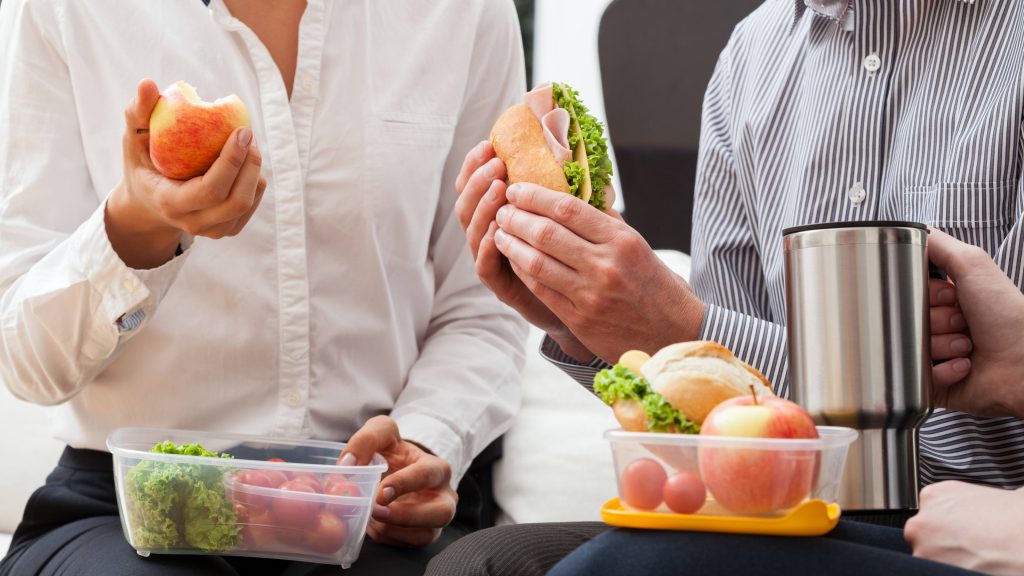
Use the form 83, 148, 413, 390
455, 141, 595, 361
927, 228, 1024, 419
338, 416, 457, 548
905, 481, 1024, 575
105, 79, 267, 269
492, 182, 705, 363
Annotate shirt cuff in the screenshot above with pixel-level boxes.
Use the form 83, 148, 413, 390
539, 335, 611, 394
74, 201, 191, 337
392, 412, 466, 489
698, 304, 790, 396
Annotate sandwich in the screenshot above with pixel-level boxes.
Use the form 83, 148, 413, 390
594, 341, 774, 433
490, 83, 613, 210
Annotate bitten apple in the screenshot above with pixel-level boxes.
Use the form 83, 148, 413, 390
698, 391, 818, 515
149, 81, 251, 180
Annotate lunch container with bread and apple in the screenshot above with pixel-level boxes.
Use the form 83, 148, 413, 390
602, 426, 858, 535
108, 427, 387, 570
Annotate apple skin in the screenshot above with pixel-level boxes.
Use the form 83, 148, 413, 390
698, 394, 819, 515
149, 81, 251, 180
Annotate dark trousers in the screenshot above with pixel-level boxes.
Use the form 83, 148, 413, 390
0, 445, 495, 576
425, 517, 984, 576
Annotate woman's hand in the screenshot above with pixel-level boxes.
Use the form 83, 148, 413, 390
339, 416, 457, 548
105, 79, 266, 269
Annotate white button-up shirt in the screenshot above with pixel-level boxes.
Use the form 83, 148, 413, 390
0, 0, 528, 482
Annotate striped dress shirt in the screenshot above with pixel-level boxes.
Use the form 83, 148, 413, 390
545, 0, 1024, 489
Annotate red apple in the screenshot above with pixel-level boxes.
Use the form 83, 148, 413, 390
149, 81, 250, 180
698, 392, 819, 515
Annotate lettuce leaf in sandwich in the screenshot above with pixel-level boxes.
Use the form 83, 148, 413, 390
594, 364, 700, 434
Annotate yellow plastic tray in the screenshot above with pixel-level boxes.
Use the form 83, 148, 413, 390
601, 498, 841, 537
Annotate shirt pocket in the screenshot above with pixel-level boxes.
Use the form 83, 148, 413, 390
900, 181, 1015, 255
362, 113, 457, 266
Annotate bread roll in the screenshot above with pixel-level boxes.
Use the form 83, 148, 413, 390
490, 104, 570, 194
641, 341, 773, 425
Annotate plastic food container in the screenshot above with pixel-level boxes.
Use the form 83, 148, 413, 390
604, 426, 857, 534
108, 427, 387, 570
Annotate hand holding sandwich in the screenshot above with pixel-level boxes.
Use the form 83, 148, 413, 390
456, 84, 705, 363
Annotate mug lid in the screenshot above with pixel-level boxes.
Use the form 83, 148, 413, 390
782, 220, 927, 236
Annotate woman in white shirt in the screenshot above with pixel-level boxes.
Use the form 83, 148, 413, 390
0, 1, 528, 574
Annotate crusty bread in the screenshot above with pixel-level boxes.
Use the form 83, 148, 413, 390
612, 398, 649, 433
490, 104, 570, 194
641, 341, 773, 425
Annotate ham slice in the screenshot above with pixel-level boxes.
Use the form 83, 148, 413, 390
524, 84, 573, 163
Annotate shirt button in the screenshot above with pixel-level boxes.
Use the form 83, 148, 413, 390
848, 182, 867, 205
286, 390, 302, 408
301, 75, 315, 93
863, 53, 881, 73
122, 277, 134, 290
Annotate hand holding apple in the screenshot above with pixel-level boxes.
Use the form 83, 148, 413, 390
104, 79, 267, 269
698, 390, 818, 515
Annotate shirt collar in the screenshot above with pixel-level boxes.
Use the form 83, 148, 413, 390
793, 0, 977, 30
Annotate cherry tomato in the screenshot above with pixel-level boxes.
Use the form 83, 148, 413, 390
271, 480, 321, 528
232, 470, 273, 509
620, 458, 667, 510
267, 457, 286, 463
241, 506, 278, 549
262, 469, 289, 488
288, 471, 323, 493
324, 478, 363, 517
663, 472, 706, 514
306, 510, 348, 554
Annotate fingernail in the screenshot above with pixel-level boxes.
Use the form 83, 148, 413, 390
506, 184, 521, 202
954, 358, 971, 373
494, 229, 510, 248
949, 313, 966, 330
372, 504, 390, 519
380, 487, 396, 505
482, 162, 495, 179
950, 337, 972, 354
339, 453, 356, 466
495, 205, 511, 225
237, 127, 253, 148
937, 288, 955, 305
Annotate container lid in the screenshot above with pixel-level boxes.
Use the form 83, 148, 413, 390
782, 220, 926, 236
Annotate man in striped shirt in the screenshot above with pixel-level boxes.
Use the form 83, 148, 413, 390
434, 0, 1024, 574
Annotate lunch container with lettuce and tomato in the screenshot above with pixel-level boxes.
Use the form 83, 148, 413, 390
108, 427, 387, 570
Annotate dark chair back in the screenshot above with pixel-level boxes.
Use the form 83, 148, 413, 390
598, 0, 763, 253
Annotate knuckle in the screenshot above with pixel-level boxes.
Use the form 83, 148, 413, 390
553, 196, 581, 223
536, 221, 558, 247
524, 252, 546, 278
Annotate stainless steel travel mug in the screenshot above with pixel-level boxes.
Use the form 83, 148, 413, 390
783, 221, 933, 511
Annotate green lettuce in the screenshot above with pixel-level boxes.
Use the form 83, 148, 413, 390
552, 83, 614, 211
123, 441, 239, 552
594, 364, 700, 434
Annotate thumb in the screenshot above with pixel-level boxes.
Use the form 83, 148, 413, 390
926, 227, 966, 280
123, 79, 161, 168
339, 415, 400, 466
